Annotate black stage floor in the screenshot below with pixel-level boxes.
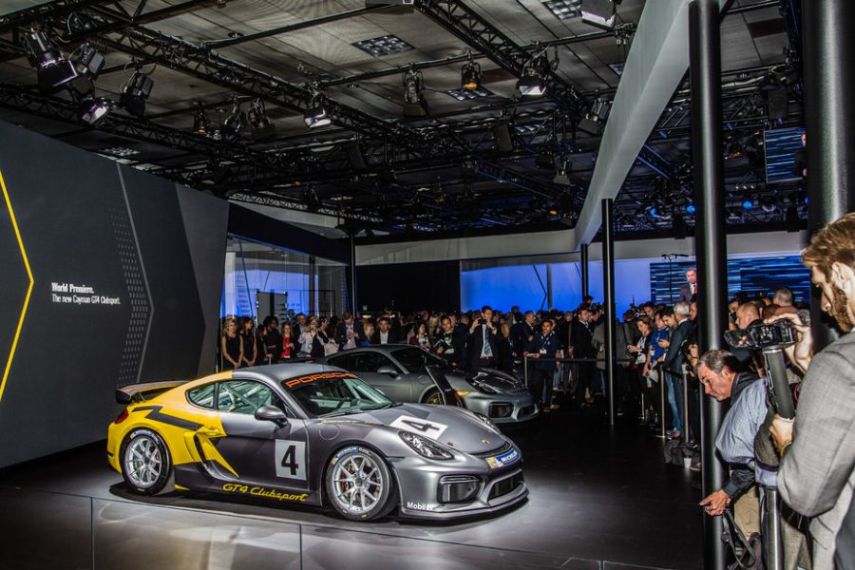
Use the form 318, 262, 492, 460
0, 409, 703, 570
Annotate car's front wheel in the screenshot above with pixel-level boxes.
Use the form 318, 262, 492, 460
421, 388, 442, 405
325, 446, 397, 521
120, 428, 173, 495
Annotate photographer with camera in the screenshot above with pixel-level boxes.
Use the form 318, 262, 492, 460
768, 212, 855, 569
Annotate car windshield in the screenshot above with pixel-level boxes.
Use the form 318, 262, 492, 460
282, 371, 394, 418
391, 346, 451, 373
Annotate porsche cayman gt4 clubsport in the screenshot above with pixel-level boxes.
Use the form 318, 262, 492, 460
107, 364, 527, 521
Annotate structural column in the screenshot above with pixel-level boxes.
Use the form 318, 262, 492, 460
601, 199, 616, 426
308, 255, 317, 316
580, 243, 589, 301
348, 232, 358, 314
803, 0, 855, 351
689, 1, 727, 568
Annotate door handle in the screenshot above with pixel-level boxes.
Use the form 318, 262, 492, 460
197, 426, 224, 437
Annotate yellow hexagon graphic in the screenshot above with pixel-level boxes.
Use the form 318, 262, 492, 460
0, 169, 34, 403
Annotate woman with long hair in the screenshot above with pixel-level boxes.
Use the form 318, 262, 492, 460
220, 317, 243, 370
281, 322, 297, 360
409, 322, 431, 350
239, 317, 257, 368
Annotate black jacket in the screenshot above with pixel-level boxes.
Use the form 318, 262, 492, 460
496, 335, 515, 373
335, 321, 364, 348
510, 322, 536, 356
526, 332, 561, 371
663, 319, 695, 376
370, 329, 400, 345
570, 319, 595, 359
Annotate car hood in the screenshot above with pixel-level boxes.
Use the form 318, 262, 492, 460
448, 368, 526, 394
348, 403, 507, 455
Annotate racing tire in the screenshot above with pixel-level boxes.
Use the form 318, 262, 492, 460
120, 428, 173, 496
421, 388, 443, 405
325, 446, 397, 521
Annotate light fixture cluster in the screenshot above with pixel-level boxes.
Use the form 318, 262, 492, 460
22, 28, 154, 125
193, 97, 276, 140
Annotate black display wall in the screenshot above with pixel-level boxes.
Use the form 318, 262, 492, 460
356, 261, 461, 314
0, 122, 228, 468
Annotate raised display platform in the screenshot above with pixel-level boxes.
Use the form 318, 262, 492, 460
0, 412, 703, 570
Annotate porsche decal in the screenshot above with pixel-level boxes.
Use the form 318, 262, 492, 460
221, 483, 309, 503
283, 371, 356, 389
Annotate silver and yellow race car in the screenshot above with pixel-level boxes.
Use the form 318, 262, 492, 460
107, 363, 527, 521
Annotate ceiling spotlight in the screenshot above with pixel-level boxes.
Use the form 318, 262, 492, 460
517, 47, 556, 97
553, 158, 572, 185
247, 98, 275, 140
304, 92, 332, 129
742, 198, 755, 211
23, 29, 78, 93
686, 203, 696, 214
581, 0, 621, 29
223, 97, 247, 137
403, 67, 428, 117
586, 96, 611, 123
460, 55, 481, 91
78, 97, 111, 125
120, 71, 153, 117
67, 42, 105, 94
192, 102, 209, 136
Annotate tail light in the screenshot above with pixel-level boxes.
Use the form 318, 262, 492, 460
115, 408, 129, 424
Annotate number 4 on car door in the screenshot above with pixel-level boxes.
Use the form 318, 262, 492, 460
275, 440, 306, 480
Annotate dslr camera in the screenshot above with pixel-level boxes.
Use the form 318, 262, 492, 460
724, 320, 796, 350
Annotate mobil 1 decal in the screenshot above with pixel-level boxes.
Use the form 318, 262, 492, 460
275, 440, 307, 481
390, 415, 448, 438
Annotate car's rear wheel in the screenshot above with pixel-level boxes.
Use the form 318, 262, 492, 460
121, 428, 173, 495
422, 388, 442, 405
325, 447, 397, 521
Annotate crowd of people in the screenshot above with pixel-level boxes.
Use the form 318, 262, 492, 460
217, 212, 855, 568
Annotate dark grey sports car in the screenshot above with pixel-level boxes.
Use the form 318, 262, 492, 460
323, 345, 539, 424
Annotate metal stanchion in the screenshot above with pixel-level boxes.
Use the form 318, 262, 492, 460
658, 368, 666, 440
682, 363, 691, 442
763, 486, 784, 570
639, 387, 647, 423
523, 354, 529, 388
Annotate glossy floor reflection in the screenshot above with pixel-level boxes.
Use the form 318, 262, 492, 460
0, 409, 703, 569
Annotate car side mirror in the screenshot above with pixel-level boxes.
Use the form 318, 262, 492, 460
255, 405, 289, 427
377, 365, 399, 377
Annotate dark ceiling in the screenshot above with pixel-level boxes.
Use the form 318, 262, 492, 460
0, 0, 804, 239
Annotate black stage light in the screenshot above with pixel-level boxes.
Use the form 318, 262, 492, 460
581, 0, 620, 29
224, 98, 247, 137
304, 93, 332, 128
403, 67, 428, 117
553, 159, 572, 185
120, 71, 153, 117
78, 97, 111, 124
492, 122, 513, 152
192, 102, 209, 136
24, 29, 78, 93
517, 49, 554, 97
247, 98, 275, 139
461, 58, 481, 91
68, 42, 105, 94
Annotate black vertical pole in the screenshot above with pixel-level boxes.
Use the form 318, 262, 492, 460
309, 255, 317, 316
546, 264, 554, 310
580, 243, 589, 301
690, 1, 727, 568
349, 232, 358, 315
601, 199, 616, 426
803, 0, 855, 351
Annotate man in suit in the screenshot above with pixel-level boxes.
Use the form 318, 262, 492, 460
525, 319, 562, 411
510, 311, 537, 357
335, 311, 363, 350
661, 301, 694, 439
571, 304, 596, 405
770, 213, 855, 569
370, 317, 399, 345
467, 305, 498, 371
678, 268, 698, 303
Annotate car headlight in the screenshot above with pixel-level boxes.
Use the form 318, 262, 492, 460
474, 412, 500, 432
399, 431, 453, 460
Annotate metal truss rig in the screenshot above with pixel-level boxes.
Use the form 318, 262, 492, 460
415, 0, 583, 113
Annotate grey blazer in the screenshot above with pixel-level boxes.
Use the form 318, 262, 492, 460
778, 330, 855, 569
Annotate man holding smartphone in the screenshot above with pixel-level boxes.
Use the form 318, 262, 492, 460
467, 305, 498, 371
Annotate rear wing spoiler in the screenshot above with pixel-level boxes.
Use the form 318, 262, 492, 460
115, 380, 189, 405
